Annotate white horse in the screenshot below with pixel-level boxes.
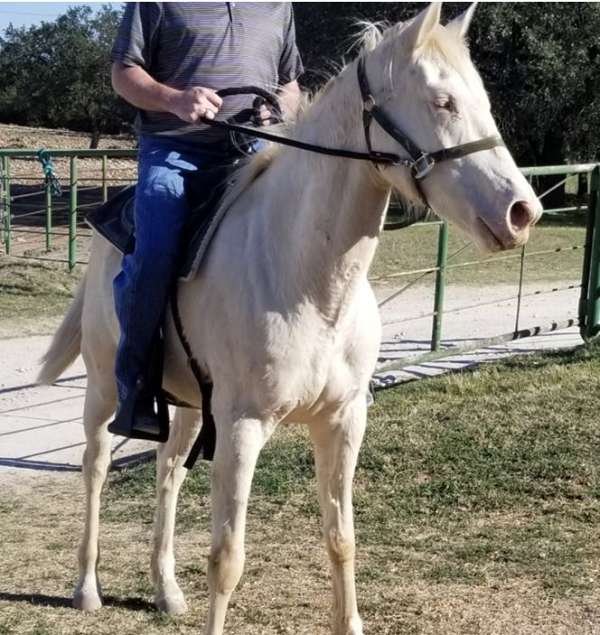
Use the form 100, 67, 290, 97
38, 5, 541, 634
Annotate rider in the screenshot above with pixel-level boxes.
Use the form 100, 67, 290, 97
107, 2, 303, 440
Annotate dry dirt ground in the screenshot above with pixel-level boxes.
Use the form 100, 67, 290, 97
0, 122, 137, 186
0, 123, 135, 151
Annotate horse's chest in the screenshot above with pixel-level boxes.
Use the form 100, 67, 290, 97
262, 314, 375, 408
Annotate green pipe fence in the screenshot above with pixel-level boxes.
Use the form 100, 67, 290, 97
69, 157, 78, 271
0, 148, 137, 269
0, 150, 599, 356
431, 220, 448, 351
45, 181, 52, 252
1, 155, 11, 255
375, 161, 600, 368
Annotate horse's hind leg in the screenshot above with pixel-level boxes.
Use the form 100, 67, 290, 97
73, 378, 117, 611
309, 399, 366, 635
152, 407, 201, 614
205, 415, 274, 635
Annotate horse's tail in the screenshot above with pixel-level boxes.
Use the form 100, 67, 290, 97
37, 274, 86, 385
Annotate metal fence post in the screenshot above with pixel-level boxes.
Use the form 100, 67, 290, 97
431, 220, 449, 351
513, 245, 527, 335
102, 154, 108, 202
0, 156, 4, 247
69, 156, 78, 271
1, 156, 11, 255
45, 181, 52, 252
580, 165, 600, 340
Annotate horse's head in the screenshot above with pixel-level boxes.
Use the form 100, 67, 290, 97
363, 3, 542, 252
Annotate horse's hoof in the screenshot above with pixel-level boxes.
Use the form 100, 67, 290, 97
335, 616, 363, 635
73, 589, 103, 611
155, 592, 188, 615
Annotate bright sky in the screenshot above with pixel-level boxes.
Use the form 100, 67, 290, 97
0, 2, 121, 34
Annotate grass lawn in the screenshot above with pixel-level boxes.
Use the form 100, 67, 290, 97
371, 222, 586, 286
0, 258, 83, 328
1, 342, 599, 633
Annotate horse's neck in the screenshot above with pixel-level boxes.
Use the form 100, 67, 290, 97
257, 64, 391, 323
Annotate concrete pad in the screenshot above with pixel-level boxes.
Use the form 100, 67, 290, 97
0, 336, 155, 479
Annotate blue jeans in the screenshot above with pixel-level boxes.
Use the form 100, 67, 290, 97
113, 134, 260, 402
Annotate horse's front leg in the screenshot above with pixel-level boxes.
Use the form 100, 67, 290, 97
205, 414, 275, 635
309, 398, 367, 635
152, 406, 201, 614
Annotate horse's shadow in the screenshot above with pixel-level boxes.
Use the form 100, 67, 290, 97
0, 591, 155, 612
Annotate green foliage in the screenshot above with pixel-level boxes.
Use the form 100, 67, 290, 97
468, 3, 600, 165
0, 5, 133, 147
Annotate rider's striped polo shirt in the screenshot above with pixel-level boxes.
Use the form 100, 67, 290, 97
111, 2, 304, 144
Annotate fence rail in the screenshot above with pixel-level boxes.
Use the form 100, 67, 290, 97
0, 148, 137, 270
1, 149, 599, 362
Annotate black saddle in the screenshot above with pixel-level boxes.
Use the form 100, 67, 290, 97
86, 157, 247, 278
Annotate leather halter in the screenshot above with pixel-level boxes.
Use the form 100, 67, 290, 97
356, 57, 505, 180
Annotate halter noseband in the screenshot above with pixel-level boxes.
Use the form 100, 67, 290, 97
357, 57, 505, 180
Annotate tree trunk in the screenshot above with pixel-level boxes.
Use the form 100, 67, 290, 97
89, 128, 101, 149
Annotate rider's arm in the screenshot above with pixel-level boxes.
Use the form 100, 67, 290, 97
111, 3, 221, 124
111, 62, 222, 124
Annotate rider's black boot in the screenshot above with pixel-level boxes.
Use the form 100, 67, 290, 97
108, 378, 170, 442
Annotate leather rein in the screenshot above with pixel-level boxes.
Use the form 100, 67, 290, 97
206, 57, 505, 182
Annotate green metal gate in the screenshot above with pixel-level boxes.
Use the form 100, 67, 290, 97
580, 165, 600, 341
1, 150, 599, 353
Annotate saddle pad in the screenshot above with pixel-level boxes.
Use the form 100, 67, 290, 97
86, 160, 245, 282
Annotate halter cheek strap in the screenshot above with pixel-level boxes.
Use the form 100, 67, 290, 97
357, 57, 505, 180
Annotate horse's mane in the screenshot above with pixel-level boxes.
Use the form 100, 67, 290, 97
219, 16, 472, 211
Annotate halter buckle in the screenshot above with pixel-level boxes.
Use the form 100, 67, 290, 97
411, 153, 435, 180
363, 95, 376, 112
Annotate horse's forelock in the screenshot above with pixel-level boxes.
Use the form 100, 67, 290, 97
418, 25, 473, 77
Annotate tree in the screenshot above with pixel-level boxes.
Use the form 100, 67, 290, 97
468, 3, 600, 166
0, 5, 133, 147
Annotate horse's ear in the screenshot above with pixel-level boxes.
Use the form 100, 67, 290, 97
446, 3, 477, 39
402, 3, 442, 51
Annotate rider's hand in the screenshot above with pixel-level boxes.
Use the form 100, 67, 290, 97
169, 87, 223, 123
256, 104, 273, 127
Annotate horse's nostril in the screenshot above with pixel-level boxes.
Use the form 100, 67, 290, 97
509, 201, 535, 233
